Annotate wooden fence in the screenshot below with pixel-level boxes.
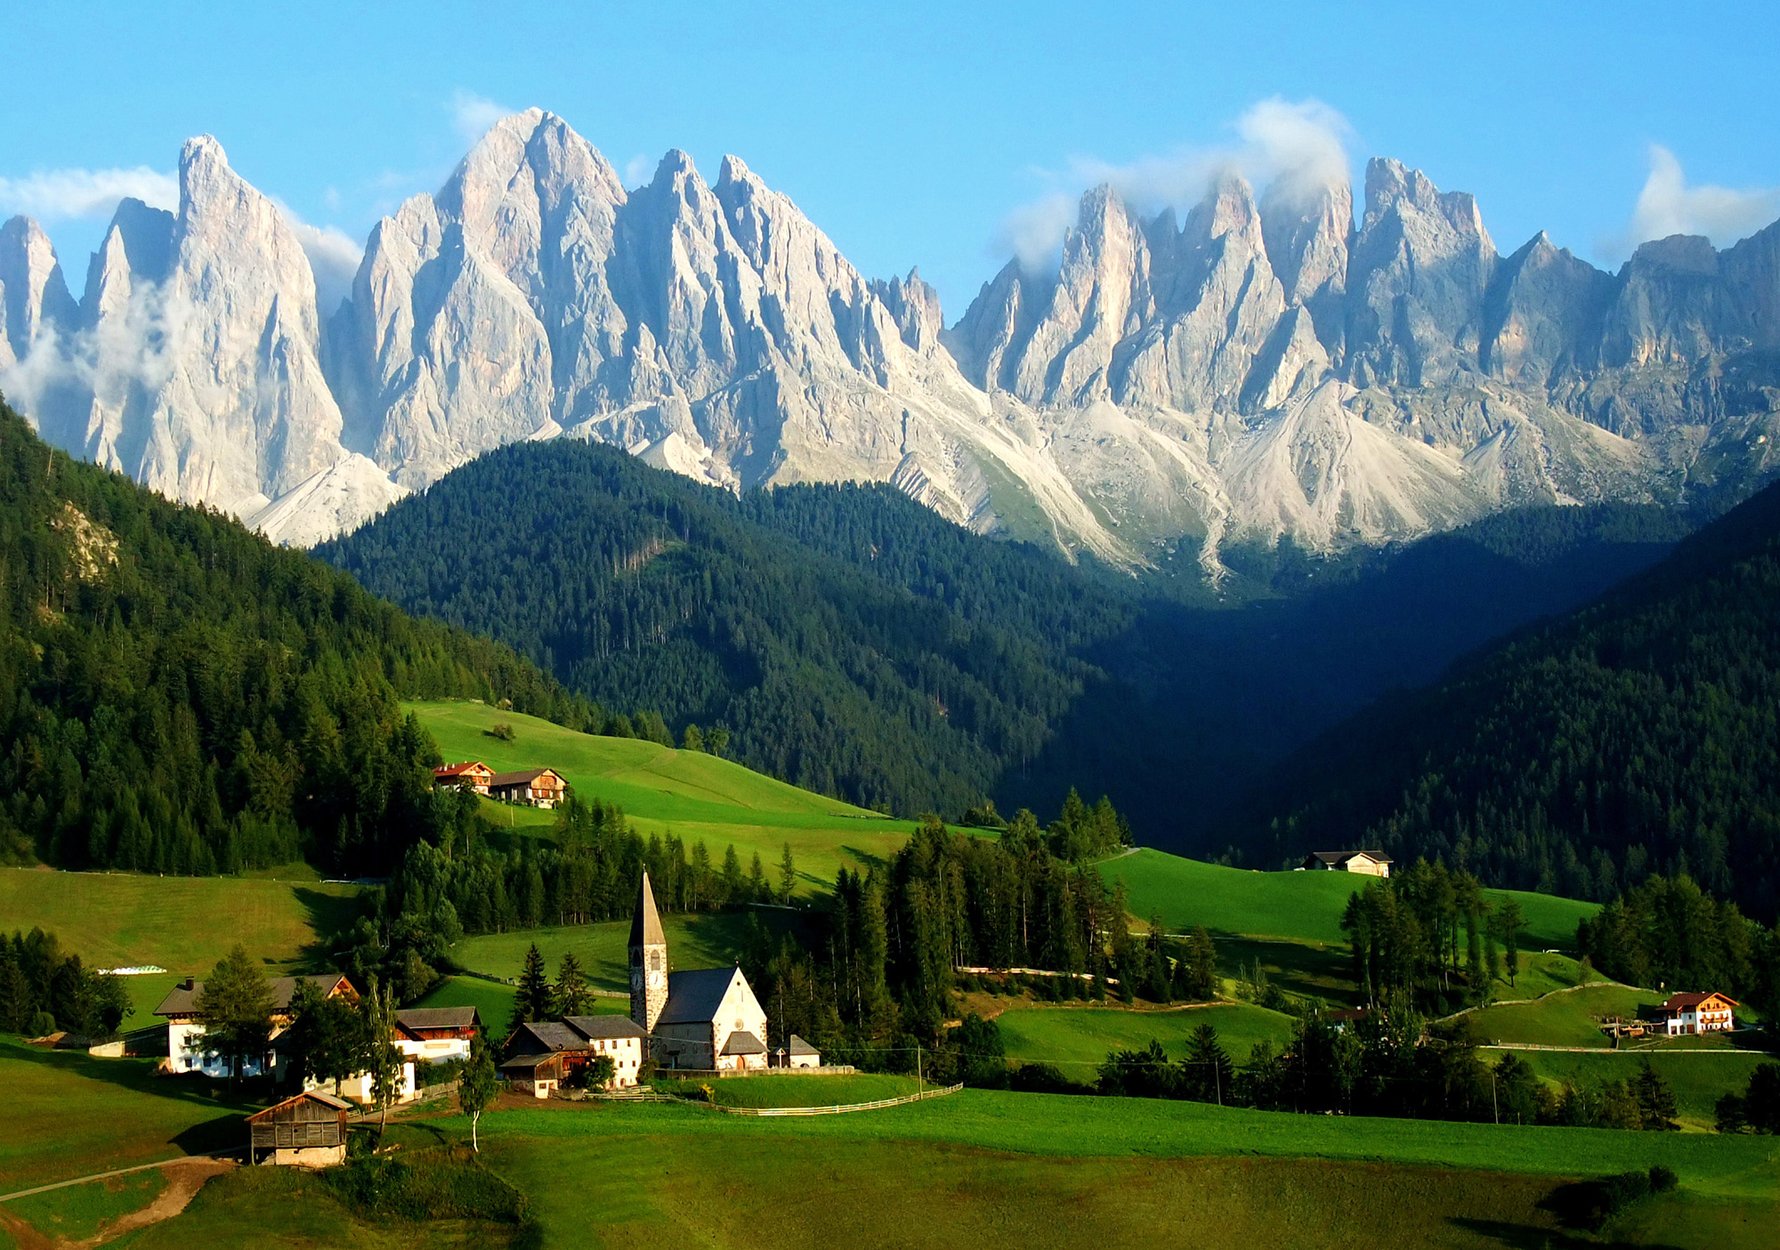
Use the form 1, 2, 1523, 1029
711, 1083, 963, 1116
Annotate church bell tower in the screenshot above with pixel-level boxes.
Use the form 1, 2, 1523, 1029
629, 871, 669, 1034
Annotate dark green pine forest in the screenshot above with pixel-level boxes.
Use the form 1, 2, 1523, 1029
1239, 476, 1780, 919
0, 401, 589, 875
320, 435, 1688, 845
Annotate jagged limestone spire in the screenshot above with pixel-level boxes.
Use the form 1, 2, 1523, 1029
629, 870, 668, 1034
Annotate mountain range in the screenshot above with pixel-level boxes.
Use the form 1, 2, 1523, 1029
3, 109, 1779, 564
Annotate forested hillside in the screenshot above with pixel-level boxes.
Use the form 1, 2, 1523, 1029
322, 436, 1687, 840
1238, 479, 1780, 919
0, 401, 587, 874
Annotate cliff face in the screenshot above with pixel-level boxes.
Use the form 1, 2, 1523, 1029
3, 113, 1778, 563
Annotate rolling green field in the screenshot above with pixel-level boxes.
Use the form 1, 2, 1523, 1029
0, 868, 362, 976
410, 700, 916, 889
449, 910, 796, 991
994, 1002, 1295, 1071
654, 1074, 924, 1107
0, 1039, 249, 1193
413, 976, 521, 1029
1100, 849, 1593, 949
1471, 984, 1664, 1048
3, 1167, 167, 1243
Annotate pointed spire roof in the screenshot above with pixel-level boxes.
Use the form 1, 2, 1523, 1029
630, 871, 665, 948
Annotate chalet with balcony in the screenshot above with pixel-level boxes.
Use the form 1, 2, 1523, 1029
487, 767, 568, 809
433, 761, 494, 794
1658, 991, 1738, 1036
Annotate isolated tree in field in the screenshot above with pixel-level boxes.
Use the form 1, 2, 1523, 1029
707, 725, 730, 758
459, 1030, 498, 1152
1492, 898, 1525, 987
516, 943, 553, 1024
748, 851, 767, 902
1634, 1061, 1679, 1132
1182, 1023, 1233, 1105
195, 945, 274, 1084
681, 723, 704, 752
554, 952, 592, 1017
778, 843, 797, 904
363, 977, 406, 1139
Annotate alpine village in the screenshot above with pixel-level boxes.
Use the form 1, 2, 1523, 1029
4, 13, 1780, 1250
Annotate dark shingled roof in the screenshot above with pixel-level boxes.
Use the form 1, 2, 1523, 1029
565, 1015, 646, 1041
508, 1021, 585, 1053
721, 1030, 766, 1056
499, 1053, 557, 1073
487, 768, 560, 788
630, 872, 667, 949
657, 967, 741, 1026
787, 1034, 818, 1056
155, 973, 351, 1019
395, 1007, 479, 1033
1305, 850, 1393, 866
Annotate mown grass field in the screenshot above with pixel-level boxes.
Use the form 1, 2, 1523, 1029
1100, 849, 1593, 950
409, 700, 916, 889
993, 1002, 1295, 1071
654, 1073, 924, 1107
3, 1167, 166, 1243
1472, 984, 1664, 1048
412, 976, 520, 1029
0, 1039, 248, 1192
449, 909, 797, 991
0, 868, 362, 976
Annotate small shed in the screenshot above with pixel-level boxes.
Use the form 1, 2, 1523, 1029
246, 1090, 351, 1166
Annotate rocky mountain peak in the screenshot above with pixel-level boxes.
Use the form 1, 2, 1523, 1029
0, 216, 79, 366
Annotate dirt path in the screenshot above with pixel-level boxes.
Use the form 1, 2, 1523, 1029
0, 1157, 234, 1250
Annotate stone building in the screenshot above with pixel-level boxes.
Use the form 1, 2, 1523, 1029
629, 871, 770, 1072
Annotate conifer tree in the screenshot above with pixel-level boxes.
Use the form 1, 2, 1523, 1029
778, 843, 797, 905
554, 952, 592, 1017
516, 943, 553, 1024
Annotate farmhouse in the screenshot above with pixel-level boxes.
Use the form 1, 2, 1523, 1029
156, 972, 355, 1080
501, 1015, 648, 1097
629, 871, 771, 1072
1658, 991, 1738, 1036
432, 761, 494, 793
1301, 850, 1393, 878
394, 1006, 480, 1067
487, 767, 568, 808
246, 1090, 351, 1167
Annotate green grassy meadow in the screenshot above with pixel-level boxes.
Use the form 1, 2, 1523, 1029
413, 976, 521, 1029
449, 909, 796, 991
655, 1073, 924, 1107
3, 1167, 166, 1242
1472, 984, 1663, 1048
0, 1039, 249, 1193
409, 700, 916, 889
1508, 1048, 1775, 1130
994, 1002, 1295, 1071
0, 868, 362, 976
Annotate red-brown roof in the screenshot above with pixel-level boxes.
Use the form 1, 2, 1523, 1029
433, 761, 491, 778
487, 768, 564, 788
1660, 991, 1738, 1012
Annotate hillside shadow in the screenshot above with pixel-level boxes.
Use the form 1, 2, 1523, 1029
4, 1042, 259, 1126
1213, 935, 1361, 1007
292, 885, 372, 970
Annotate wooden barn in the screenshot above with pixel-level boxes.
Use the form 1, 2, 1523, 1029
246, 1090, 351, 1166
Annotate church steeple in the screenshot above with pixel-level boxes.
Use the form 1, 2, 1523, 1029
629, 871, 669, 1034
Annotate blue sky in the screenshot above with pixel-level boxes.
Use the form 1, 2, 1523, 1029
5, 1, 1779, 314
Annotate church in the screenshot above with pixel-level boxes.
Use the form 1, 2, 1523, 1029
629, 871, 772, 1072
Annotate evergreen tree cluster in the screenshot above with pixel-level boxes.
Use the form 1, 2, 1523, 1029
318, 438, 1136, 820
0, 403, 589, 876
1244, 477, 1780, 920
0, 929, 130, 1038
1339, 861, 1525, 1012
1577, 874, 1780, 1014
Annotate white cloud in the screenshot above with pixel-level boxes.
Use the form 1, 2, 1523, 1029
451, 89, 514, 147
284, 214, 363, 312
994, 97, 1355, 270
0, 166, 177, 221
1616, 145, 1780, 256
623, 154, 653, 189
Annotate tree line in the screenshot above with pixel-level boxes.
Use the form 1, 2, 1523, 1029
0, 929, 130, 1038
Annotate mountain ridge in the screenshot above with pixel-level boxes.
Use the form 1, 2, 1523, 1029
2, 110, 1777, 565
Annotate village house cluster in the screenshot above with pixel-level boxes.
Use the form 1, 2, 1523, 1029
432, 760, 568, 808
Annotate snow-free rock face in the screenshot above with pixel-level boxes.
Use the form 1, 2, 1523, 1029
4, 113, 1780, 564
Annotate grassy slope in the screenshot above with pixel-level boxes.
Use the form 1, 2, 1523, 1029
0, 1039, 249, 1191
654, 1074, 924, 1108
1472, 984, 1664, 1048
0, 868, 361, 976
994, 1002, 1295, 1071
1511, 1049, 1775, 1130
449, 911, 791, 992
1100, 849, 1592, 949
410, 700, 915, 888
